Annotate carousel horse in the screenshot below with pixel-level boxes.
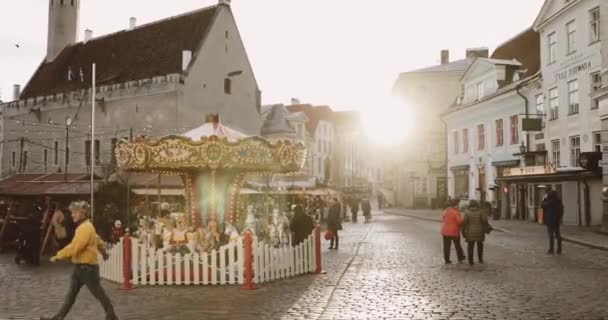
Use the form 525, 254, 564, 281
224, 222, 240, 243
270, 208, 291, 246
242, 205, 258, 236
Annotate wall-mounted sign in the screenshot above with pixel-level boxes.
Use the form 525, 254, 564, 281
503, 165, 556, 177
554, 60, 592, 82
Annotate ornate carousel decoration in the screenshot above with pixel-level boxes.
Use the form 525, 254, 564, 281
116, 114, 306, 252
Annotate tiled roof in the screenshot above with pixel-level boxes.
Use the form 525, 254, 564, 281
490, 28, 540, 79
20, 5, 219, 99
286, 104, 334, 134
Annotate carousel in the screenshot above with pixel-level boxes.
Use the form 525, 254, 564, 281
116, 115, 306, 254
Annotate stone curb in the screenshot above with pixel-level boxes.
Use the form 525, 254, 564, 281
560, 237, 608, 252
385, 210, 507, 233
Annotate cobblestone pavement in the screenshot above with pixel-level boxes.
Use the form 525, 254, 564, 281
2, 212, 608, 319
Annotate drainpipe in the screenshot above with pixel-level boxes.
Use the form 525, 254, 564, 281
582, 178, 591, 226
515, 82, 531, 156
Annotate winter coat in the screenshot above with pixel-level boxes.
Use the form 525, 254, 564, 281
441, 207, 463, 237
362, 200, 371, 214
327, 203, 342, 232
462, 208, 489, 242
542, 197, 564, 227
291, 211, 314, 246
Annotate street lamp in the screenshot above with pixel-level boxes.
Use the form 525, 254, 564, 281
64, 116, 72, 182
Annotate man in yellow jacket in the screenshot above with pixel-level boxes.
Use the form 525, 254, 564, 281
41, 201, 118, 320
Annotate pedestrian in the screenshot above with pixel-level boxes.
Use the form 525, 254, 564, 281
350, 197, 359, 223
441, 199, 465, 264
461, 200, 491, 265
41, 201, 119, 320
51, 203, 69, 250
541, 190, 564, 255
327, 197, 342, 250
111, 220, 123, 244
362, 198, 372, 223
290, 205, 314, 246
25, 203, 43, 266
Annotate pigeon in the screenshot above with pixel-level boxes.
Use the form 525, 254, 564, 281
15, 44, 20, 48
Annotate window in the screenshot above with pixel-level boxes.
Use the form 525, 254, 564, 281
54, 141, 59, 165
590, 7, 600, 43
591, 71, 602, 94
568, 80, 579, 114
11, 152, 16, 168
536, 94, 545, 115
570, 136, 580, 167
548, 32, 557, 64
84, 140, 91, 165
510, 115, 519, 145
495, 119, 504, 147
94, 140, 100, 165
566, 20, 576, 54
111, 138, 118, 164
453, 131, 459, 154
22, 151, 28, 171
552, 139, 561, 167
224, 78, 232, 94
594, 132, 602, 152
549, 87, 559, 120
477, 124, 485, 150
476, 82, 484, 100
463, 129, 469, 153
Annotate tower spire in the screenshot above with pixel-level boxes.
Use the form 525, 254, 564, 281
47, 0, 79, 62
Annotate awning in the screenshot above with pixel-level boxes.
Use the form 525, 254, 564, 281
495, 170, 600, 183
492, 160, 520, 167
0, 173, 102, 197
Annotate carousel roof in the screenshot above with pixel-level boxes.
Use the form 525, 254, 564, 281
182, 121, 248, 143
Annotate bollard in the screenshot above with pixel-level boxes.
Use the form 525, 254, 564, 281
241, 231, 256, 290
314, 224, 322, 274
120, 232, 133, 290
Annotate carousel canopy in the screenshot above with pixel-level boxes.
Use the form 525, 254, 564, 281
116, 114, 306, 173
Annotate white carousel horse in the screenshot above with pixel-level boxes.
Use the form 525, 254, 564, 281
243, 205, 257, 236
270, 208, 291, 247
224, 222, 240, 243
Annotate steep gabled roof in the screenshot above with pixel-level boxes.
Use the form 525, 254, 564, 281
20, 5, 219, 99
405, 58, 472, 74
490, 28, 540, 79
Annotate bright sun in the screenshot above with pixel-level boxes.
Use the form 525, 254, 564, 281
361, 97, 413, 146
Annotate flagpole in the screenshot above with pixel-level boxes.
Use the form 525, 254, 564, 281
91, 63, 96, 223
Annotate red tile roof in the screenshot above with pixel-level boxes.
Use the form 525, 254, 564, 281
20, 6, 219, 99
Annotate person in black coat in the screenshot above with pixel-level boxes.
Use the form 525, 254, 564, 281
290, 205, 314, 246
327, 198, 342, 250
361, 198, 372, 223
541, 190, 564, 254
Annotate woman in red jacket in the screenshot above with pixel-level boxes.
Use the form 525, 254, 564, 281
441, 199, 465, 264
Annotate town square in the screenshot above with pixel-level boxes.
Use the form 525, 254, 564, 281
1, 0, 608, 319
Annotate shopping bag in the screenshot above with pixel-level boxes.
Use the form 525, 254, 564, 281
324, 229, 334, 240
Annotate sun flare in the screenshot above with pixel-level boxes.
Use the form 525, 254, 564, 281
361, 97, 413, 146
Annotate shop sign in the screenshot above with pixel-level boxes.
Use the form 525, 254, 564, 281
554, 60, 592, 82
503, 165, 555, 177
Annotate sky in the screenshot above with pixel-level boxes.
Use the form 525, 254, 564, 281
0, 0, 544, 112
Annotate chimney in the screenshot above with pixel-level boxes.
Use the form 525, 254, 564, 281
182, 50, 193, 71
440, 50, 449, 65
84, 29, 93, 43
466, 47, 489, 59
13, 84, 21, 101
129, 17, 137, 30
218, 0, 231, 5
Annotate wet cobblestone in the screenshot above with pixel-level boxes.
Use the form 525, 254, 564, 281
2, 212, 608, 319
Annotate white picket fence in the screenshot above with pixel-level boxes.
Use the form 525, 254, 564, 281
99, 238, 124, 283
252, 233, 315, 283
99, 230, 319, 286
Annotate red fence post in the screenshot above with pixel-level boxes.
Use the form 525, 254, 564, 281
315, 224, 322, 274
121, 232, 133, 290
241, 231, 256, 290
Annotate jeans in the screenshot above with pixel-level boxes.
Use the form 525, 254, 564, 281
442, 236, 465, 262
55, 264, 117, 320
467, 241, 484, 264
330, 230, 339, 248
547, 224, 562, 253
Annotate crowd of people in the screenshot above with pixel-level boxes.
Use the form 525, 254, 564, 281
441, 190, 565, 265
